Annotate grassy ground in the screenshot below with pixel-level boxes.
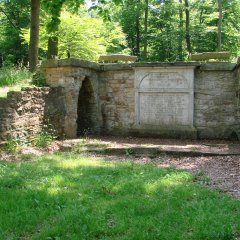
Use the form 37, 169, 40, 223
0, 152, 239, 240
0, 67, 32, 98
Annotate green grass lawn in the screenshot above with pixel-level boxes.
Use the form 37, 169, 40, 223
0, 153, 239, 240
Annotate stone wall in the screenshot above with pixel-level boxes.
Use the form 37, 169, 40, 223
99, 70, 135, 134
5, 60, 239, 141
42, 59, 240, 139
194, 66, 238, 139
98, 63, 239, 139
43, 64, 102, 138
235, 63, 240, 137
0, 87, 65, 142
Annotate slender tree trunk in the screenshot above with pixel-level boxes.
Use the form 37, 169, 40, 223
217, 0, 222, 51
131, 37, 135, 55
136, 12, 140, 57
199, 8, 204, 24
143, 0, 148, 60
47, 36, 58, 59
184, 0, 192, 54
0, 53, 3, 67
29, 0, 40, 72
178, 0, 183, 61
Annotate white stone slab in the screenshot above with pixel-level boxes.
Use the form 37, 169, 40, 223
139, 93, 190, 126
135, 67, 195, 128
139, 72, 189, 89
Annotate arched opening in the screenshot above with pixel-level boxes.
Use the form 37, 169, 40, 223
77, 78, 96, 136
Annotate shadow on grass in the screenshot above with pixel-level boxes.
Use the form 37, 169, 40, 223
72, 141, 236, 158
0, 153, 239, 240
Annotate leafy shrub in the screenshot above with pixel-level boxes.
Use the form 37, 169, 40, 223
32, 69, 48, 87
3, 55, 15, 67
33, 132, 54, 148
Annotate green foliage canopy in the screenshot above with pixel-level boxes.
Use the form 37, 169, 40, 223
22, 9, 129, 61
0, 0, 240, 64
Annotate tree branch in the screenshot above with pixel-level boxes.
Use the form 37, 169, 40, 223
0, 7, 19, 29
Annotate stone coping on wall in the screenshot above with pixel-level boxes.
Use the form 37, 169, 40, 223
42, 58, 102, 71
199, 62, 236, 71
42, 58, 237, 72
233, 62, 240, 71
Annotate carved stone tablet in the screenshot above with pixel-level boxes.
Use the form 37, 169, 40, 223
139, 93, 189, 126
139, 72, 189, 89
135, 67, 195, 128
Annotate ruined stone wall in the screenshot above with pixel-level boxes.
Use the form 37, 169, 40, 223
42, 59, 240, 139
0, 87, 65, 141
194, 68, 238, 139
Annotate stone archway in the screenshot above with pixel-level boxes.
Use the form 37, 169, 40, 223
77, 77, 97, 136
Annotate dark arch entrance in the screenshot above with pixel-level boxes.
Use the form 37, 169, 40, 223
77, 78, 96, 136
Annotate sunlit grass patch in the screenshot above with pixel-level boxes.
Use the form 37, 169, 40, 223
0, 67, 32, 86
0, 67, 32, 97
0, 153, 239, 240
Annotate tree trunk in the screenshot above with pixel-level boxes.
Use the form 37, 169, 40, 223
184, 0, 192, 55
136, 12, 140, 57
47, 36, 58, 59
178, 0, 183, 61
0, 53, 3, 67
217, 0, 222, 51
29, 0, 40, 72
143, 0, 148, 60
131, 37, 135, 55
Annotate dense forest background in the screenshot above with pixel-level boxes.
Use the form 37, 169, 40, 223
0, 0, 240, 66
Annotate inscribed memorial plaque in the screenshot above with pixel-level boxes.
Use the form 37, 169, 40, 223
135, 67, 195, 128
139, 93, 189, 126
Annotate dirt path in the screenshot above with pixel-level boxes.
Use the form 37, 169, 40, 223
97, 154, 240, 198
1, 136, 240, 198
146, 155, 239, 198
70, 136, 240, 198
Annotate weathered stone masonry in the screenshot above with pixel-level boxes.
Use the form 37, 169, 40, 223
195, 66, 239, 138
43, 64, 102, 138
0, 59, 240, 141
0, 87, 65, 141
42, 59, 240, 139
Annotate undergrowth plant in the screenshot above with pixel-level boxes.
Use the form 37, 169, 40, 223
4, 136, 20, 153
0, 67, 32, 87
4, 130, 34, 153
32, 68, 48, 87
33, 122, 57, 148
34, 132, 54, 148
125, 148, 135, 156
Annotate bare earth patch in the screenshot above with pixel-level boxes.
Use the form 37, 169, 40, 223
154, 155, 240, 198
